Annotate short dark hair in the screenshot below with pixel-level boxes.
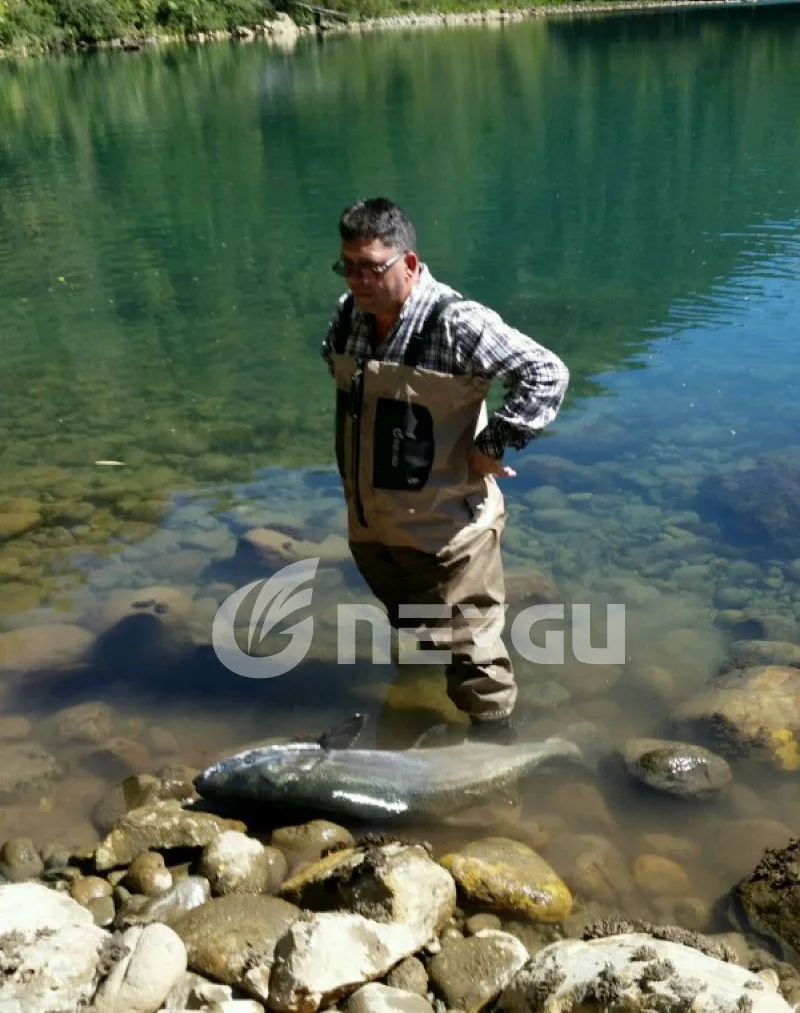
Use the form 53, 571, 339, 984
338, 197, 417, 253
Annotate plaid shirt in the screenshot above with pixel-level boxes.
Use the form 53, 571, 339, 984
321, 263, 569, 458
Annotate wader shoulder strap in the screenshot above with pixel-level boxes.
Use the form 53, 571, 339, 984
332, 293, 355, 354
404, 294, 463, 368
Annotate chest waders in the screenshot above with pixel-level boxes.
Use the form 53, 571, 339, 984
330, 293, 517, 724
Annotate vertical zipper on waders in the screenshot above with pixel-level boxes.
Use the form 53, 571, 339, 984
349, 363, 368, 527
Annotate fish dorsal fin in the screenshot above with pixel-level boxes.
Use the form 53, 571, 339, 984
409, 724, 451, 750
318, 713, 367, 751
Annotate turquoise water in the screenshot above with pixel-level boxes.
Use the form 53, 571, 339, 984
1, 3, 800, 925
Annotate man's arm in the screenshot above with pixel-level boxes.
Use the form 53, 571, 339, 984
451, 302, 570, 461
321, 292, 353, 376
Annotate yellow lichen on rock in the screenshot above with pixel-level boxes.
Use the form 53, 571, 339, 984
439, 836, 572, 922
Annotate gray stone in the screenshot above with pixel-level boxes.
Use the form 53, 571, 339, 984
385, 956, 428, 995
172, 894, 300, 997
0, 836, 44, 882
428, 931, 529, 1013
0, 741, 64, 801
620, 737, 732, 799
117, 875, 211, 928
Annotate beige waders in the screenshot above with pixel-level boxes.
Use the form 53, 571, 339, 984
331, 294, 517, 722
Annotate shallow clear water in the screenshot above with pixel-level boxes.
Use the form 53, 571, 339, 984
1, 3, 800, 927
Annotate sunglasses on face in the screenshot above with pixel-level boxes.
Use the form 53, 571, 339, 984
331, 251, 405, 279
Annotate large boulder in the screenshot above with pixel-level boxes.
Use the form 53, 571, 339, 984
498, 930, 792, 1013
267, 911, 438, 1013
0, 882, 109, 1013
172, 894, 301, 998
697, 450, 800, 555
93, 800, 247, 870
732, 837, 800, 964
671, 665, 800, 769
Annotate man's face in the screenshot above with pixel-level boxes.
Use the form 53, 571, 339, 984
339, 237, 417, 316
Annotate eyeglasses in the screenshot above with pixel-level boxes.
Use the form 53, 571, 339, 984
331, 251, 404, 279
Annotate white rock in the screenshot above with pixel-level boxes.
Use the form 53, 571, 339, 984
209, 1002, 266, 1013
200, 830, 273, 895
339, 843, 455, 938
499, 932, 793, 1013
91, 923, 187, 1013
267, 912, 434, 1013
343, 982, 434, 1013
0, 881, 109, 1013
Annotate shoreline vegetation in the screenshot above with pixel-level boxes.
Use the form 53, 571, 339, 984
0, 0, 761, 59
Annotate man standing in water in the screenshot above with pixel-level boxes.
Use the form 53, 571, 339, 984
322, 198, 569, 741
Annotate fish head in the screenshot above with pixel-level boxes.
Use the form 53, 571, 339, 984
194, 741, 326, 803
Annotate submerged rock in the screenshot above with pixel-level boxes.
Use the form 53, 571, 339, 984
733, 837, 800, 964
671, 665, 800, 769
621, 737, 732, 799
697, 450, 800, 556
0, 741, 65, 801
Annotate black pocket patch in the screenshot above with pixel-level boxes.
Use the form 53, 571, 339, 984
373, 398, 434, 491
335, 387, 348, 478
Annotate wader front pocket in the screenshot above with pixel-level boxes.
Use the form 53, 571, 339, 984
373, 397, 434, 491
335, 387, 348, 478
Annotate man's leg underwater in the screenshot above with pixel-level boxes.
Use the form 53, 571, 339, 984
384, 522, 517, 732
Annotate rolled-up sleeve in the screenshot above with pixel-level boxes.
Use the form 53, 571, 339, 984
452, 303, 570, 459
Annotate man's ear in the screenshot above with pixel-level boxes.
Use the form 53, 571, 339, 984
404, 250, 419, 277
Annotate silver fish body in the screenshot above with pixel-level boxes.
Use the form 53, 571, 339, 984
194, 726, 583, 823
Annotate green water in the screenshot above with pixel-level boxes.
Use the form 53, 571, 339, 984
1, 3, 800, 928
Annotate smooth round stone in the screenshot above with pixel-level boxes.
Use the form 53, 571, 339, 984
71, 875, 114, 906
271, 819, 354, 872
621, 737, 732, 799
89, 894, 116, 927
633, 854, 692, 897
124, 851, 173, 897
0, 837, 44, 881
385, 956, 429, 996
672, 665, 800, 770
464, 914, 502, 936
439, 837, 572, 922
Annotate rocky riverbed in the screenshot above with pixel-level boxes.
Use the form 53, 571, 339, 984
4, 790, 800, 1013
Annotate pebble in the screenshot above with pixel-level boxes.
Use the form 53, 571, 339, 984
124, 851, 173, 897
464, 914, 502, 935
0, 836, 44, 881
385, 956, 429, 995
70, 875, 113, 906
632, 853, 692, 897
